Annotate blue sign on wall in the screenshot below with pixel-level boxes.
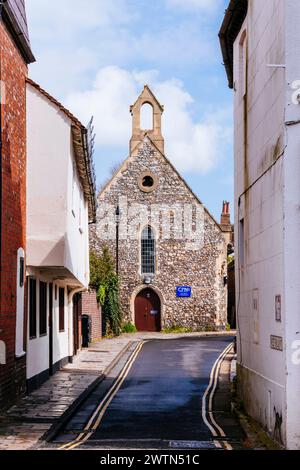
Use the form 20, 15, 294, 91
176, 286, 192, 298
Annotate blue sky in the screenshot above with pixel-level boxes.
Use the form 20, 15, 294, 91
26, 0, 233, 220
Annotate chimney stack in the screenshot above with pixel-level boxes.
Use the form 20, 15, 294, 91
220, 201, 231, 228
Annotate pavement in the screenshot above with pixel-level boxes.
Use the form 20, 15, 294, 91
0, 336, 133, 450
0, 331, 235, 451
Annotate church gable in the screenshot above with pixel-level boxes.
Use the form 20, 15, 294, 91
99, 84, 221, 233
92, 86, 228, 332
99, 136, 222, 236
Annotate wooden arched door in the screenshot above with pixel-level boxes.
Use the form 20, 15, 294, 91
135, 288, 161, 332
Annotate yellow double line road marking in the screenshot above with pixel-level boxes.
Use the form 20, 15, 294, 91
60, 339, 234, 451
201, 342, 234, 450
59, 341, 145, 451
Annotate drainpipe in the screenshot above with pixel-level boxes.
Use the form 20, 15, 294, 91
67, 287, 84, 362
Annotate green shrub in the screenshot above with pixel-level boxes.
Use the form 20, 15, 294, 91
162, 325, 193, 334
89, 247, 122, 337
97, 285, 106, 306
122, 322, 137, 333
103, 272, 121, 336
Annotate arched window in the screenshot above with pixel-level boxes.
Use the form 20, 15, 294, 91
140, 103, 153, 130
141, 226, 156, 274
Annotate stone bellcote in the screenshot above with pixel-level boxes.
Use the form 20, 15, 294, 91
130, 85, 164, 155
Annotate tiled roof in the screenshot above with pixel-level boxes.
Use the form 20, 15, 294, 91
26, 78, 84, 128
1, 0, 35, 63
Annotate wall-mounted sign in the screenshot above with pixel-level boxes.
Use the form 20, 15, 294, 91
176, 286, 192, 298
275, 295, 281, 322
270, 335, 283, 352
252, 289, 259, 345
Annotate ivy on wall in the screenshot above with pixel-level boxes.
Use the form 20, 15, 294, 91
90, 247, 121, 336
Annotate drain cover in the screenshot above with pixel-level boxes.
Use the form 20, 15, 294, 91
169, 440, 216, 449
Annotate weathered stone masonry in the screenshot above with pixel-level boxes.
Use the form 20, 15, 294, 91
90, 86, 229, 331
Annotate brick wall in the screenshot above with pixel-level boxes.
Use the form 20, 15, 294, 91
82, 290, 102, 343
0, 21, 28, 407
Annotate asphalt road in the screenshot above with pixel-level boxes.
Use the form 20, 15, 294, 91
53, 336, 245, 450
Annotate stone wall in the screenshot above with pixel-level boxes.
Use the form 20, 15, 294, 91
90, 139, 228, 332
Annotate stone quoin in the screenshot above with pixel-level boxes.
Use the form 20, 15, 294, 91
90, 86, 231, 332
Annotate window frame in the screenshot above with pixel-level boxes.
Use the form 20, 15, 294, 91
59, 287, 65, 332
141, 225, 156, 275
29, 278, 37, 340
239, 218, 245, 268
19, 257, 24, 287
39, 281, 48, 337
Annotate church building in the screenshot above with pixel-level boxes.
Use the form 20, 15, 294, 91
91, 86, 231, 332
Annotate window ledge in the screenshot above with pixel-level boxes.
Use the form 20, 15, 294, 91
15, 352, 26, 359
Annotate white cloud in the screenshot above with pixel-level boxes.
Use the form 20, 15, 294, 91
165, 0, 223, 13
26, 0, 220, 98
26, 0, 137, 96
65, 66, 232, 174
26, 0, 133, 36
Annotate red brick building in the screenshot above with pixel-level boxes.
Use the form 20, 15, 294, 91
82, 290, 102, 344
0, 0, 35, 407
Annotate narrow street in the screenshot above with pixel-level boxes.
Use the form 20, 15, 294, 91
50, 336, 245, 451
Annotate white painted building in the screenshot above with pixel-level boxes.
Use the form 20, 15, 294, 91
26, 79, 96, 391
220, 0, 300, 449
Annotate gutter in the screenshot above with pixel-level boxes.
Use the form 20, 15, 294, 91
71, 122, 97, 224
218, 0, 248, 89
1, 0, 35, 64
81, 125, 97, 224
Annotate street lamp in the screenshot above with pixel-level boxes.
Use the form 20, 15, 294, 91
115, 205, 120, 275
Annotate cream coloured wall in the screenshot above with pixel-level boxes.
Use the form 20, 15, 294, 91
26, 83, 89, 288
233, 0, 300, 449
26, 83, 90, 383
26, 277, 68, 380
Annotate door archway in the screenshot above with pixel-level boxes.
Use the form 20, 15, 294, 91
134, 288, 161, 332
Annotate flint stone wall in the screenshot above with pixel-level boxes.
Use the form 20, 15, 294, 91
90, 140, 228, 331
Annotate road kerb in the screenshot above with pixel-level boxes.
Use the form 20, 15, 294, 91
37, 340, 135, 445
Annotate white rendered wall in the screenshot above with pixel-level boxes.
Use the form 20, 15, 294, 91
283, 0, 300, 449
26, 85, 69, 268
26, 84, 89, 288
26, 84, 91, 381
233, 0, 286, 444
26, 277, 69, 380
65, 146, 90, 289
